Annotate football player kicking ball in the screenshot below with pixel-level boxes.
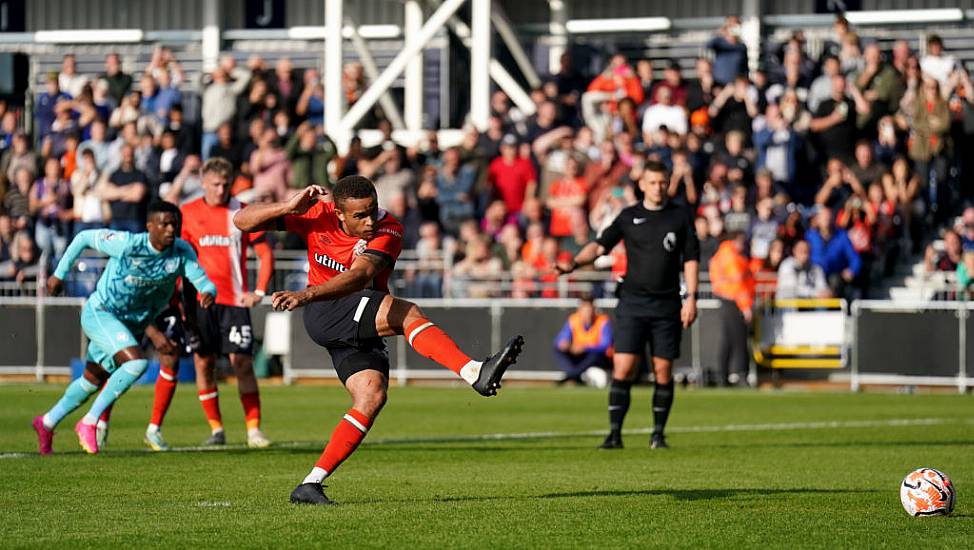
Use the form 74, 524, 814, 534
233, 176, 524, 505
32, 201, 216, 455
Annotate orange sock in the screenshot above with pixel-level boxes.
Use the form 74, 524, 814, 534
405, 318, 474, 375
198, 388, 223, 432
150, 367, 178, 427
240, 391, 261, 431
313, 409, 372, 476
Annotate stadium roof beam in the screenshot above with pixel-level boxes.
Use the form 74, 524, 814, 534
325, 0, 345, 144
470, 0, 491, 131
431, 1, 537, 120
33, 29, 144, 43
491, 3, 541, 90
345, 19, 406, 131
202, 0, 220, 73
338, 0, 466, 137
546, 0, 569, 75
404, 0, 424, 132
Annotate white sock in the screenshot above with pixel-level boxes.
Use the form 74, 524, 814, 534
97, 420, 109, 430
247, 428, 262, 438
302, 466, 328, 485
212, 427, 224, 435
147, 424, 160, 433
459, 360, 483, 385
82, 414, 97, 426
42, 414, 55, 430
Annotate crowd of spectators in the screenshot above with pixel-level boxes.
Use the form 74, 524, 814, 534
2, 16, 974, 302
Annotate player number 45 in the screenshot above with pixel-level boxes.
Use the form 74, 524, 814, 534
229, 326, 252, 347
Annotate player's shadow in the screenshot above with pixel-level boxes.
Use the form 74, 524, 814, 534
419, 487, 878, 505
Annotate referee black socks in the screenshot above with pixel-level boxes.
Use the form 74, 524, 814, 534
608, 379, 633, 435
652, 380, 675, 436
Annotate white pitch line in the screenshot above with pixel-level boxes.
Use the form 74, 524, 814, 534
1, 417, 964, 459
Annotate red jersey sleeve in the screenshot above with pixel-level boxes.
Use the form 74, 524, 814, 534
364, 216, 404, 264
284, 201, 326, 239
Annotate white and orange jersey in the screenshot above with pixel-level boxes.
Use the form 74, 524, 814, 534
181, 197, 274, 307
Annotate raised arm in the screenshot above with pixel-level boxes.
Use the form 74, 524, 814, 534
233, 185, 327, 232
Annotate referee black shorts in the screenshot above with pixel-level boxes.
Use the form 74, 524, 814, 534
613, 294, 683, 360
303, 289, 389, 384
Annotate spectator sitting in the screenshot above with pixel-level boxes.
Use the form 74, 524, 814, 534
0, 230, 39, 284
553, 296, 612, 385
806, 206, 861, 299
0, 213, 12, 263
925, 228, 963, 273
96, 143, 148, 232
776, 239, 830, 299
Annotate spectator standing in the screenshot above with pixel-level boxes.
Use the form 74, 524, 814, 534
201, 63, 252, 160
920, 35, 956, 91
806, 206, 861, 300
249, 129, 291, 203
30, 157, 72, 260
2, 133, 39, 193
585, 55, 644, 113
70, 149, 106, 234
35, 73, 70, 141
436, 147, 477, 235
553, 296, 613, 385
4, 167, 33, 230
286, 122, 337, 190
642, 86, 688, 137
810, 74, 861, 163
925, 229, 963, 273
709, 232, 755, 386
96, 144, 148, 232
58, 54, 89, 100
545, 155, 588, 239
100, 53, 133, 107
707, 16, 749, 86
487, 135, 537, 216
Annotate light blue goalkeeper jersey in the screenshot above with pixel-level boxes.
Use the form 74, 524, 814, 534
54, 229, 216, 328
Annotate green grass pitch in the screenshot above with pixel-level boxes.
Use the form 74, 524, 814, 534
1, 383, 973, 548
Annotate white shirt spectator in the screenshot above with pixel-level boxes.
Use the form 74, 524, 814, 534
776, 256, 829, 299
920, 54, 956, 90
642, 103, 688, 136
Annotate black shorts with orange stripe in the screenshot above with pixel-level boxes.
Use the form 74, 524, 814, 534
302, 289, 389, 383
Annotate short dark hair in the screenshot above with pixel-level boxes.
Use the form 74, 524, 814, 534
332, 175, 377, 209
928, 34, 943, 47
643, 160, 669, 176
148, 200, 181, 219
202, 157, 233, 180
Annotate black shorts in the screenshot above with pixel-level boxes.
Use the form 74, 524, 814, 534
303, 289, 389, 384
614, 294, 683, 360
195, 303, 254, 356
150, 307, 191, 356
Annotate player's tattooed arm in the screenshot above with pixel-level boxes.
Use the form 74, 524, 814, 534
271, 252, 388, 311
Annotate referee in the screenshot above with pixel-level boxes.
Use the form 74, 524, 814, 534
558, 161, 700, 449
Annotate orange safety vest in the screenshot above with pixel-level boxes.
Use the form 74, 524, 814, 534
569, 313, 610, 349
709, 240, 756, 313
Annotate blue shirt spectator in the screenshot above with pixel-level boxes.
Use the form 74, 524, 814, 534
806, 208, 862, 278
436, 148, 477, 234
707, 17, 749, 85
35, 75, 71, 141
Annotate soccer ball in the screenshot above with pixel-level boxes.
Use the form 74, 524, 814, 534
580, 366, 609, 389
900, 468, 955, 517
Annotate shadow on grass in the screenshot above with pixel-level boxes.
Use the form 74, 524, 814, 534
350, 487, 881, 505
